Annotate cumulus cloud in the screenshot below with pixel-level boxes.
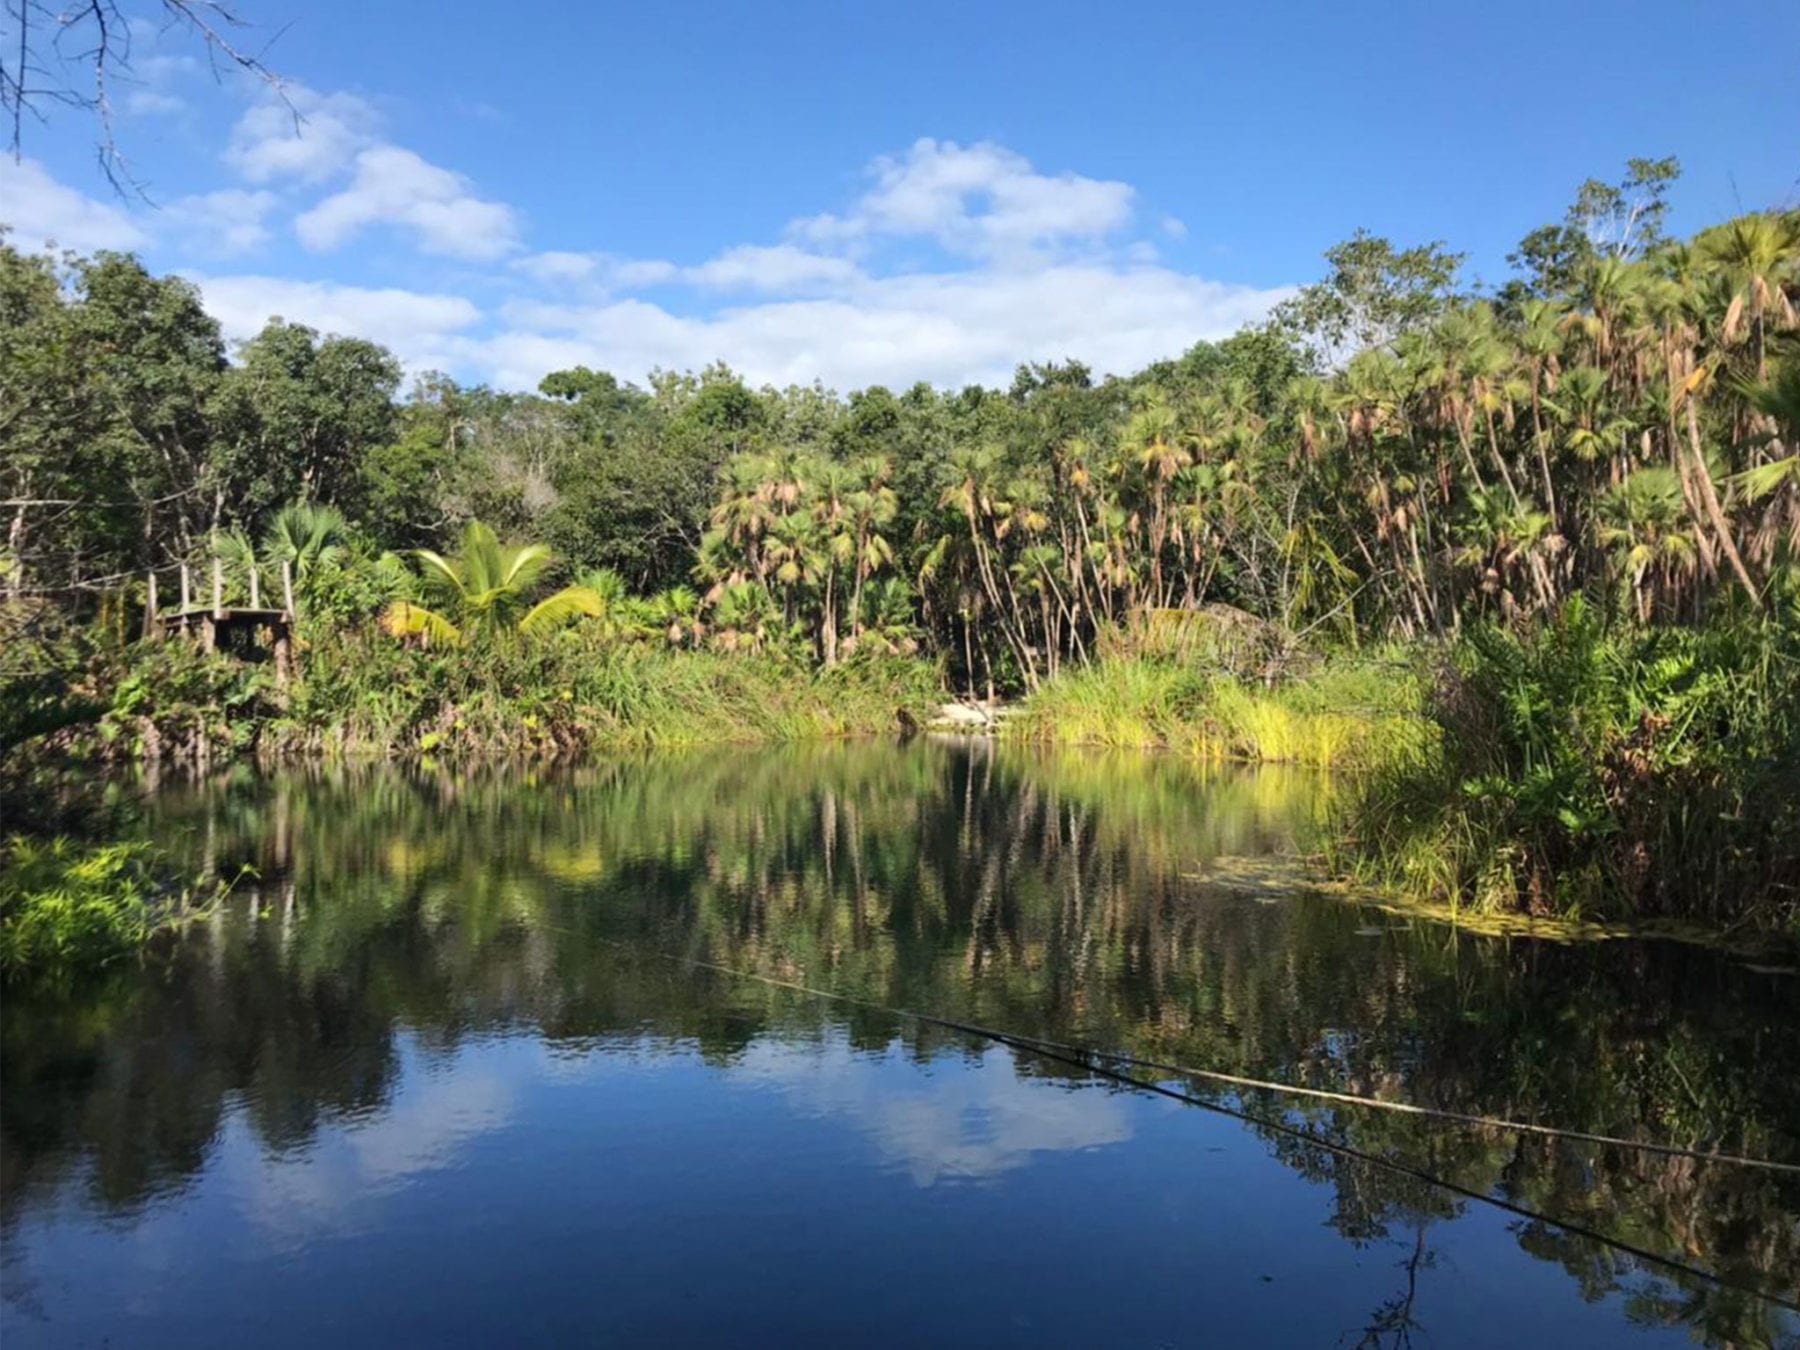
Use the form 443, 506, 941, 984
789, 138, 1136, 260
226, 86, 378, 184
513, 250, 602, 284
165, 189, 278, 256
295, 145, 520, 260
481, 263, 1289, 391
191, 274, 483, 372
33, 106, 1290, 395
515, 244, 860, 296
683, 244, 862, 292
0, 158, 147, 251
475, 139, 1290, 389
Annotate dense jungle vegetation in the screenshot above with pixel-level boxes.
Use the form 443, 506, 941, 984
4, 158, 1799, 941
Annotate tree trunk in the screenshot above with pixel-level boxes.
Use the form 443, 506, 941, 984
1684, 398, 1760, 607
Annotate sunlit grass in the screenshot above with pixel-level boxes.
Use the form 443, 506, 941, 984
1007, 656, 1432, 773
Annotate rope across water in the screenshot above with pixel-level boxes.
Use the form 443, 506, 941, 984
588, 935, 1800, 1315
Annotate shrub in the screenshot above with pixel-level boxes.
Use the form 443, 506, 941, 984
1336, 599, 1800, 930
1008, 652, 1430, 772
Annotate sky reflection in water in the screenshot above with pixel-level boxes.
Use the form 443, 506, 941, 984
3, 742, 1796, 1348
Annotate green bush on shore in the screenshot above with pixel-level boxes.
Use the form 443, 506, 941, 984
1332, 599, 1800, 932
64, 630, 944, 763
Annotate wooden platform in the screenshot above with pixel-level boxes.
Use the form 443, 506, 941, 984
145, 560, 297, 682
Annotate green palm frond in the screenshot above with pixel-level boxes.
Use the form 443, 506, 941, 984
518, 585, 606, 636
380, 600, 461, 645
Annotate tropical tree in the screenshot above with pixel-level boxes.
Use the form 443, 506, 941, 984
381, 521, 606, 644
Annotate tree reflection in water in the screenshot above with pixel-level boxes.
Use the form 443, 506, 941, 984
3, 741, 1796, 1346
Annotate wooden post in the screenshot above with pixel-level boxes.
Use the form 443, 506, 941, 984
282, 559, 296, 620
144, 571, 159, 638
180, 563, 192, 614
212, 557, 224, 618
249, 566, 261, 609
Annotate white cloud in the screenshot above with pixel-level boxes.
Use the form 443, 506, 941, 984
295, 145, 520, 260
475, 139, 1287, 389
128, 89, 188, 116
514, 250, 602, 284
125, 53, 199, 116
0, 158, 147, 252
608, 257, 678, 288
790, 138, 1136, 260
516, 244, 860, 297
149, 122, 1288, 394
226, 86, 378, 184
191, 274, 483, 371
683, 244, 862, 292
165, 189, 277, 256
478, 263, 1289, 392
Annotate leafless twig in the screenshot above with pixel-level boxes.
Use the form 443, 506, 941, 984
2, 0, 287, 197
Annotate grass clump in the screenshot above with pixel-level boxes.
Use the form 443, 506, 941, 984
1006, 653, 1432, 772
1334, 598, 1800, 934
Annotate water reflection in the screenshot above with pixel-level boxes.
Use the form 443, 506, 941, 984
2, 741, 1796, 1347
738, 1038, 1135, 1185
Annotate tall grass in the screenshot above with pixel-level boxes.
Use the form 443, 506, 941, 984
1333, 599, 1800, 933
85, 628, 945, 763
1006, 655, 1432, 772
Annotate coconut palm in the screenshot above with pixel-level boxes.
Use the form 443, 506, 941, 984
381, 521, 607, 645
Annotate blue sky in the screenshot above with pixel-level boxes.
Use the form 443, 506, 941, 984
5, 0, 1796, 392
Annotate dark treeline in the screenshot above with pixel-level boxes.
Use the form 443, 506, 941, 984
7, 160, 1798, 691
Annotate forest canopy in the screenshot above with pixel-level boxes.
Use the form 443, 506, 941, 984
5, 159, 1797, 694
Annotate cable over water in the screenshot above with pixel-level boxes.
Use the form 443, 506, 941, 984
587, 935, 1800, 1315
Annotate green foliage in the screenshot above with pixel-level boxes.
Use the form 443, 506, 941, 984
101, 639, 273, 763
1339, 601, 1800, 929
0, 602, 110, 751
381, 520, 605, 643
279, 627, 940, 757
1, 837, 159, 974
1009, 652, 1430, 771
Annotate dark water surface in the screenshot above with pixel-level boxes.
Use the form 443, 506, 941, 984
3, 741, 1797, 1348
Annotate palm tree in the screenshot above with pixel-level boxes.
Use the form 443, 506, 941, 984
1123, 395, 1186, 608
844, 457, 897, 646
1598, 468, 1696, 620
263, 503, 349, 580
215, 502, 350, 611
1699, 212, 1800, 381
381, 521, 607, 645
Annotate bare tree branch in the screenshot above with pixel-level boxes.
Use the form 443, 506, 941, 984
2, 0, 286, 197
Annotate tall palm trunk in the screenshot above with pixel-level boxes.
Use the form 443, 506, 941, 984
1684, 398, 1760, 607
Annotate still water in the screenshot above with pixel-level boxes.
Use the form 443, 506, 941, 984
3, 741, 1797, 1348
